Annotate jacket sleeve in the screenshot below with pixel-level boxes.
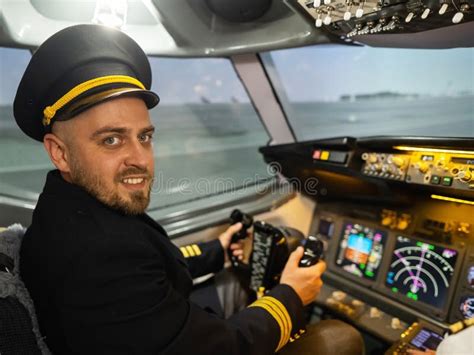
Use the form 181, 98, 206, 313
163, 284, 307, 354
59, 233, 306, 355
179, 239, 225, 278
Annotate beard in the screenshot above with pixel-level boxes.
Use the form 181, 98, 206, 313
69, 158, 153, 215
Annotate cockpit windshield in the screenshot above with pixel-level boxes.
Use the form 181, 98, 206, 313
0, 50, 271, 210
263, 46, 474, 141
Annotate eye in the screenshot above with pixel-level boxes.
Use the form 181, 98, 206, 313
103, 136, 121, 146
138, 133, 153, 143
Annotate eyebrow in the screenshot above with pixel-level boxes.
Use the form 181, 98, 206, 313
90, 125, 155, 139
141, 126, 155, 135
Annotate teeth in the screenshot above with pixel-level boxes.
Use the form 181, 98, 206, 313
123, 178, 144, 185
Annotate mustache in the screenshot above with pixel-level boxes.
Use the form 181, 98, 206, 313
115, 167, 153, 182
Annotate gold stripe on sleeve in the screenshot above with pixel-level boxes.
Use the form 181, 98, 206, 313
264, 296, 293, 338
248, 300, 287, 351
191, 244, 202, 256
180, 247, 189, 258
185, 245, 195, 257
257, 298, 290, 348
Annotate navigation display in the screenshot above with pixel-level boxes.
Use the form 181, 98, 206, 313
386, 236, 458, 309
459, 296, 474, 319
468, 266, 474, 288
335, 223, 386, 280
318, 219, 334, 239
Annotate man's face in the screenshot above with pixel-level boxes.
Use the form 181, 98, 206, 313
61, 96, 155, 215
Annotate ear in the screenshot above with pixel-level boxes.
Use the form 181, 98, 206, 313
43, 133, 72, 173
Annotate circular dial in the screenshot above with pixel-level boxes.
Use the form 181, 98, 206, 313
386, 236, 458, 309
467, 266, 474, 288
459, 297, 474, 319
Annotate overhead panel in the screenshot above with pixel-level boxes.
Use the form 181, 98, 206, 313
289, 0, 474, 47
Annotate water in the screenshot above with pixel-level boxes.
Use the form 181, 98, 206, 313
287, 96, 474, 140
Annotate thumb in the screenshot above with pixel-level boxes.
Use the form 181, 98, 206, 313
221, 222, 242, 242
227, 222, 243, 236
288, 246, 304, 266
219, 222, 242, 250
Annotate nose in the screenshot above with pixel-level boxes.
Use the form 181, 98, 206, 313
124, 139, 151, 171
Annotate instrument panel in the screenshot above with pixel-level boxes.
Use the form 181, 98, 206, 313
259, 136, 474, 338
313, 207, 468, 323
290, 0, 474, 40
362, 149, 474, 191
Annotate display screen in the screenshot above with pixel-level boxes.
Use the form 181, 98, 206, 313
386, 236, 458, 309
335, 223, 386, 280
451, 157, 474, 165
468, 266, 474, 288
410, 328, 444, 351
318, 219, 334, 238
421, 155, 434, 161
459, 296, 474, 319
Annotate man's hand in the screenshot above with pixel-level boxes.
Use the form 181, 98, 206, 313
280, 246, 326, 306
219, 223, 246, 263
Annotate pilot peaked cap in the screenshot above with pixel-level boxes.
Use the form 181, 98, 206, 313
14, 24, 160, 142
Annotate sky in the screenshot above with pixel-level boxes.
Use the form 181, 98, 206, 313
1, 45, 473, 106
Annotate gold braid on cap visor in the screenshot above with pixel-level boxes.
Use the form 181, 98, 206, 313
42, 75, 146, 126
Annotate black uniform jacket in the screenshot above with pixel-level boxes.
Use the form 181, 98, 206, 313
20, 170, 306, 354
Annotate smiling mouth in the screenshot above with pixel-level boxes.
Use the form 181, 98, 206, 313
122, 177, 146, 185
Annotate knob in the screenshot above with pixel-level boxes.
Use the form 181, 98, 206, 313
347, 28, 358, 37
458, 222, 471, 235
439, 3, 449, 14
323, 14, 332, 25
391, 317, 403, 330
326, 297, 337, 306
453, 3, 470, 23
369, 154, 378, 164
332, 291, 347, 301
397, 219, 409, 231
453, 11, 464, 23
313, 0, 322, 8
388, 166, 398, 175
370, 307, 382, 318
382, 216, 393, 226
421, 8, 430, 19
459, 170, 472, 182
324, 0, 332, 4
373, 21, 384, 33
360, 24, 371, 34
344, 10, 352, 20
384, 17, 399, 31
315, 14, 323, 27
356, 7, 364, 18
405, 12, 415, 22
416, 162, 429, 174
392, 157, 404, 167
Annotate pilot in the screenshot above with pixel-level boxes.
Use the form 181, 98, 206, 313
14, 24, 363, 354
